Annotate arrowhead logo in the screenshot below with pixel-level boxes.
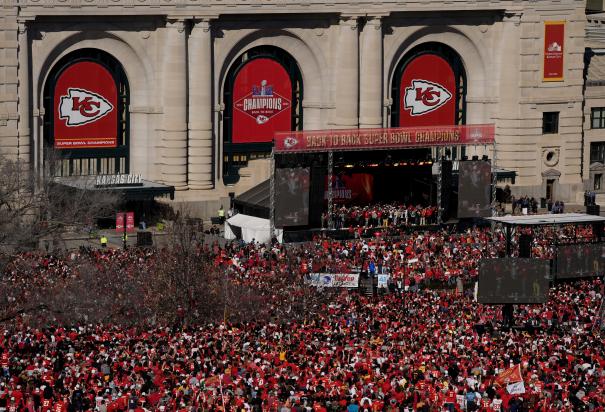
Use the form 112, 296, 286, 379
404, 79, 452, 116
469, 127, 484, 142
283, 136, 298, 149
59, 88, 114, 127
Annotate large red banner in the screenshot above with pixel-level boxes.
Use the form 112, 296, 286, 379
399, 54, 456, 127
544, 21, 565, 81
232, 58, 292, 144
116, 213, 124, 233
116, 212, 135, 233
126, 212, 135, 232
54, 61, 118, 149
275, 124, 495, 153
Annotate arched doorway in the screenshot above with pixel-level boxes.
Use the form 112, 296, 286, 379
391, 42, 466, 161
43, 48, 130, 176
391, 42, 467, 128
222, 46, 303, 184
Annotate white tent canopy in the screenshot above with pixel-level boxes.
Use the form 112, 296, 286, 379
224, 213, 283, 244
486, 213, 605, 226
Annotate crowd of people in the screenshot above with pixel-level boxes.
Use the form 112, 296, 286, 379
1, 277, 604, 411
0, 220, 604, 411
510, 197, 566, 216
322, 204, 439, 230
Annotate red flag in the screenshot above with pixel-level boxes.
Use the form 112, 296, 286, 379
494, 364, 523, 387
203, 375, 221, 389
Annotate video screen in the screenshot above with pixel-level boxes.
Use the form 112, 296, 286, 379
556, 243, 605, 279
478, 258, 550, 304
275, 167, 310, 228
458, 160, 492, 218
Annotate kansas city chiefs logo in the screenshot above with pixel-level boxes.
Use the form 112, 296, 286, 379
284, 137, 298, 148
234, 80, 290, 125
404, 79, 452, 116
469, 128, 484, 142
59, 88, 114, 127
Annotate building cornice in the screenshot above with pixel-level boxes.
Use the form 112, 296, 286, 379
12, 0, 533, 19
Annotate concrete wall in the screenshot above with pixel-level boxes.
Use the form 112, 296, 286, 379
0, 0, 592, 217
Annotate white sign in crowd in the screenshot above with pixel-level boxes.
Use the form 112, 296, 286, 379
306, 273, 360, 288
306, 273, 391, 288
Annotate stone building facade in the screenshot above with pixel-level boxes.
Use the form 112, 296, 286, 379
0, 0, 595, 216
585, 12, 605, 206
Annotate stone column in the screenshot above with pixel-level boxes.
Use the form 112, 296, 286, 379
17, 21, 30, 161
334, 16, 359, 128
359, 16, 383, 129
495, 13, 524, 181
188, 18, 213, 190
160, 19, 188, 190
497, 13, 522, 118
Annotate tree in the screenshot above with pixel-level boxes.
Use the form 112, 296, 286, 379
140, 215, 266, 325
0, 153, 121, 325
0, 154, 117, 266
0, 249, 152, 326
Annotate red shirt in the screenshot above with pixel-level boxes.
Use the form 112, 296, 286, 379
41, 398, 53, 412
53, 400, 67, 412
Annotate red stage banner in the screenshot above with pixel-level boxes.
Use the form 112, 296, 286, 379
399, 54, 456, 127
543, 21, 565, 82
116, 212, 135, 233
274, 124, 495, 153
126, 212, 135, 232
232, 58, 292, 144
116, 213, 124, 233
54, 61, 118, 149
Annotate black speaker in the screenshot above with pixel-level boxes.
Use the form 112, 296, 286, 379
519, 234, 532, 258
594, 222, 604, 240
308, 164, 326, 228
587, 204, 601, 216
137, 231, 153, 247
440, 160, 453, 221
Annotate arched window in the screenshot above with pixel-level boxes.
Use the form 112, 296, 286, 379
43, 48, 129, 176
222, 46, 303, 184
391, 42, 467, 160
391, 42, 466, 128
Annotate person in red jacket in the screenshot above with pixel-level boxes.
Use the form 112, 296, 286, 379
52, 396, 67, 412
40, 397, 53, 412
7, 397, 19, 412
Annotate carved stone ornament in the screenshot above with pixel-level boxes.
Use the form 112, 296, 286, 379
366, 16, 382, 29
168, 19, 186, 33
340, 16, 358, 30
503, 12, 522, 26
542, 147, 560, 168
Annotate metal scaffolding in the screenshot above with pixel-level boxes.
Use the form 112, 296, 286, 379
491, 141, 498, 216
269, 148, 275, 241
327, 150, 334, 229
436, 147, 443, 224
